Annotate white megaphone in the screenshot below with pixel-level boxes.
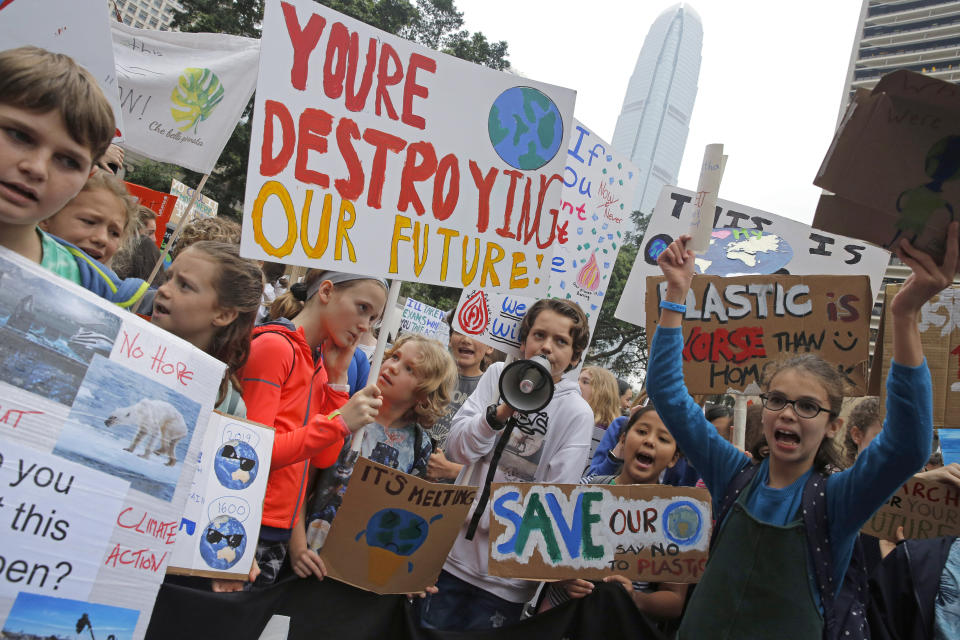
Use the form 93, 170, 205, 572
498, 355, 554, 413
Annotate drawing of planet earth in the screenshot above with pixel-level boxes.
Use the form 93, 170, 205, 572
663, 501, 703, 546
214, 439, 259, 490
199, 515, 246, 570
693, 229, 793, 276
488, 86, 563, 171
356, 509, 441, 585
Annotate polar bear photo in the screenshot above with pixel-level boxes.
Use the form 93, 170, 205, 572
105, 399, 188, 466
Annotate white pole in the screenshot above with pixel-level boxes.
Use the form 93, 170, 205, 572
733, 394, 747, 450
146, 173, 210, 286
351, 279, 401, 452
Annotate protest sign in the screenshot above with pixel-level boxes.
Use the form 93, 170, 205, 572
615, 186, 891, 328
689, 144, 727, 254
488, 482, 711, 583
814, 71, 960, 263
111, 22, 259, 173
0, 248, 223, 638
240, 0, 576, 296
941, 430, 960, 466
451, 288, 532, 357
125, 182, 178, 248
870, 284, 960, 427
451, 121, 636, 356
167, 413, 274, 580
862, 475, 960, 542
317, 458, 476, 594
545, 120, 636, 327
170, 178, 220, 225
399, 298, 449, 345
0, 0, 124, 140
644, 274, 873, 394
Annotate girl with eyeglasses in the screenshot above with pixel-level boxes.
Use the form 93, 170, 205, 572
644, 224, 958, 639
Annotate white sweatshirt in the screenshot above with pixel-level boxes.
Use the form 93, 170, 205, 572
442, 362, 594, 602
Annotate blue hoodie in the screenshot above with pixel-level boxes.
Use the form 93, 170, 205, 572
49, 234, 151, 310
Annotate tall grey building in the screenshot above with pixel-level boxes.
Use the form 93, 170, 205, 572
611, 4, 702, 215
838, 0, 960, 348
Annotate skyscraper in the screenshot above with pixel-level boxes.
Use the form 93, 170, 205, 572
611, 4, 702, 215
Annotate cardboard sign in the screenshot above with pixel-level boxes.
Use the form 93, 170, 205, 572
240, 0, 576, 295
545, 120, 636, 326
615, 186, 891, 328
862, 475, 960, 542
870, 284, 960, 427
167, 413, 274, 580
399, 297, 449, 345
488, 483, 711, 583
0, 0, 125, 140
0, 248, 223, 638
814, 71, 960, 263
170, 178, 219, 225
125, 182, 178, 248
111, 22, 260, 174
644, 274, 873, 394
317, 458, 477, 594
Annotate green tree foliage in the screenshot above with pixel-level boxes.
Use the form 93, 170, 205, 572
127, 0, 509, 222
582, 210, 651, 379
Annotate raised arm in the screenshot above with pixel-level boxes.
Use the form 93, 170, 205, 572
646, 235, 749, 502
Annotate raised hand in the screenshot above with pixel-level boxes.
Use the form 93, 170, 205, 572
891, 221, 959, 318
656, 234, 696, 297
338, 384, 382, 432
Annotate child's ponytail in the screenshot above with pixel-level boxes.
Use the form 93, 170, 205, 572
187, 241, 263, 405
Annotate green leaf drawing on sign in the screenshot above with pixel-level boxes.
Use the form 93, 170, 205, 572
170, 68, 225, 134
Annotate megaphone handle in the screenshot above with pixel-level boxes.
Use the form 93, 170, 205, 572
464, 416, 516, 541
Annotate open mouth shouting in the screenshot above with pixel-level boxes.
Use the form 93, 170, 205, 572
153, 300, 171, 319
773, 428, 801, 452
632, 451, 655, 471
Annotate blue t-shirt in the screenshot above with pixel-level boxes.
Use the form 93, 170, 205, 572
646, 326, 933, 587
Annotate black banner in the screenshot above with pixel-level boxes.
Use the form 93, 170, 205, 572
146, 577, 663, 639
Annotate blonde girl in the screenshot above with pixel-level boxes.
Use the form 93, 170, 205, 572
647, 225, 957, 638
40, 170, 136, 265
579, 366, 621, 428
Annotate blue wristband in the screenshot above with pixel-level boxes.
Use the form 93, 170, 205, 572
659, 299, 686, 314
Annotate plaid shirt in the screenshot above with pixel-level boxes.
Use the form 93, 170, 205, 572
38, 228, 81, 284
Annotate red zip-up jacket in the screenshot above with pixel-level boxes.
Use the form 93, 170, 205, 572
240, 320, 349, 531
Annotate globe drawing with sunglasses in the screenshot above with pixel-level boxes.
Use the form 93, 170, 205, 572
214, 439, 260, 490
199, 514, 247, 570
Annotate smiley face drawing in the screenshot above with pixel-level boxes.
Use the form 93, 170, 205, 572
199, 515, 246, 570
214, 440, 259, 490
832, 330, 859, 352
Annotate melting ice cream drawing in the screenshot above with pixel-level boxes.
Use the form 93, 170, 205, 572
356, 509, 441, 585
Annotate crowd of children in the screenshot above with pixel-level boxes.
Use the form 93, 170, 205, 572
4, 44, 960, 639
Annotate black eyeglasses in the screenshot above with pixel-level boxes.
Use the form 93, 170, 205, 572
220, 445, 256, 471
759, 393, 835, 419
206, 529, 244, 548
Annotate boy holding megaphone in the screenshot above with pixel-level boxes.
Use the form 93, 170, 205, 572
417, 299, 594, 631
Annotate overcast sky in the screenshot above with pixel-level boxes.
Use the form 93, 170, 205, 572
457, 0, 865, 224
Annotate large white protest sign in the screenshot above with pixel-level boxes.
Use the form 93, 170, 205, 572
168, 413, 273, 579
111, 22, 259, 173
451, 288, 531, 357
0, 0, 124, 140
240, 0, 576, 295
615, 186, 892, 327
0, 248, 224, 639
